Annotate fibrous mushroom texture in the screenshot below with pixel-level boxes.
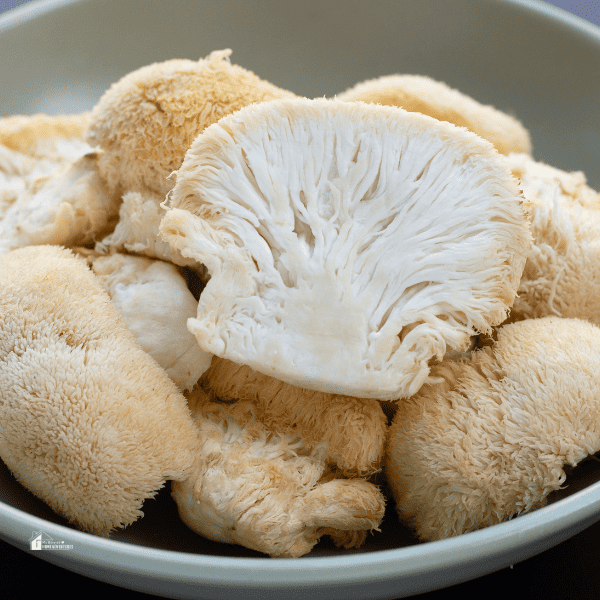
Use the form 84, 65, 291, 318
0, 152, 120, 254
161, 98, 531, 400
95, 189, 204, 270
336, 74, 532, 156
385, 316, 600, 541
86, 49, 296, 197
506, 153, 600, 325
172, 387, 386, 558
201, 356, 387, 476
0, 113, 120, 254
87, 49, 294, 267
90, 253, 213, 391
0, 112, 91, 161
0, 245, 200, 536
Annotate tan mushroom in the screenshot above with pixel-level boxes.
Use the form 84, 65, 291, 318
506, 153, 600, 325
0, 113, 120, 255
171, 387, 386, 558
386, 316, 600, 541
200, 356, 387, 476
336, 74, 532, 156
0, 245, 200, 536
0, 112, 91, 161
87, 49, 295, 266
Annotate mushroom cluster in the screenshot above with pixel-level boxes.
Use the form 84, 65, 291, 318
1, 48, 599, 555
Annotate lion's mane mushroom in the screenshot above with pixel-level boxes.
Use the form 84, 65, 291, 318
505, 153, 600, 325
89, 252, 213, 391
336, 74, 532, 156
200, 356, 387, 476
0, 152, 120, 254
0, 112, 91, 161
86, 49, 295, 267
172, 387, 386, 558
0, 245, 200, 536
386, 316, 600, 541
0, 113, 120, 255
160, 97, 531, 401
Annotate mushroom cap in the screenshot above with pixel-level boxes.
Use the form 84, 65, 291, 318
86, 49, 296, 196
386, 316, 600, 541
90, 253, 213, 391
161, 97, 531, 400
0, 245, 199, 536
172, 387, 386, 557
336, 74, 532, 156
506, 153, 600, 325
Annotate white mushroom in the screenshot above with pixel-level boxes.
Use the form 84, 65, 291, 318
160, 98, 531, 400
0, 152, 119, 254
90, 252, 213, 391
0, 113, 120, 255
0, 245, 200, 536
200, 356, 387, 476
86, 49, 295, 267
506, 153, 600, 325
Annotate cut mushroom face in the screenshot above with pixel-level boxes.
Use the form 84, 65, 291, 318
161, 98, 531, 400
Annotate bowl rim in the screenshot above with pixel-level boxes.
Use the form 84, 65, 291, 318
1, 0, 600, 42
1, 0, 600, 593
4, 472, 600, 585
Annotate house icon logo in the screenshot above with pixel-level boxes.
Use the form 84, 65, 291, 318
29, 531, 73, 551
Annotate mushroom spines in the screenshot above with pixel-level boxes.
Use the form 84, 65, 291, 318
162, 98, 531, 400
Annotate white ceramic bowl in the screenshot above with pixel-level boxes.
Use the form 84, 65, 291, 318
1, 1, 600, 598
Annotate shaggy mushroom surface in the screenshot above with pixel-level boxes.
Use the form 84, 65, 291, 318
506, 153, 600, 325
336, 74, 532, 156
0, 113, 119, 255
0, 245, 200, 536
172, 387, 386, 557
386, 316, 600, 541
88, 49, 295, 268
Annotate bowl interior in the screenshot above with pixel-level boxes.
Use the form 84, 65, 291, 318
0, 0, 600, 597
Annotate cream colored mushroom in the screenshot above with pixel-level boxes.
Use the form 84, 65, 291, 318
0, 113, 120, 254
86, 49, 295, 267
200, 356, 387, 476
172, 387, 386, 558
0, 245, 200, 536
0, 152, 120, 254
160, 97, 531, 401
336, 74, 532, 156
386, 316, 600, 541
90, 252, 213, 391
506, 153, 600, 325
